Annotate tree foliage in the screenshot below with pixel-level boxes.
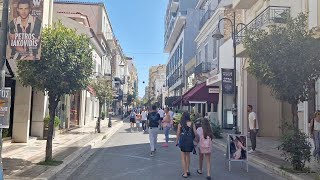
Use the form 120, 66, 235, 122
243, 13, 320, 129
127, 94, 134, 106
91, 78, 113, 105
17, 21, 93, 161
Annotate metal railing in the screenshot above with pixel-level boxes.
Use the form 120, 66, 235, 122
194, 62, 212, 76
236, 6, 290, 44
199, 10, 215, 30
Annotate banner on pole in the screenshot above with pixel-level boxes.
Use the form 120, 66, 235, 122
222, 68, 234, 94
7, 0, 44, 61
0, 88, 11, 129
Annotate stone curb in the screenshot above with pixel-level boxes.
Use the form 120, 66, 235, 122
34, 121, 124, 180
213, 139, 309, 180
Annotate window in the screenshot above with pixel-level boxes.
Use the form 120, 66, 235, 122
213, 39, 217, 59
198, 51, 202, 64
205, 44, 208, 62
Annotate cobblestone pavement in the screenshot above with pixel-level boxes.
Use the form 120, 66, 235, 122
65, 122, 285, 180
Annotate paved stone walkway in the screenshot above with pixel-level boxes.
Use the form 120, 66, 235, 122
3, 117, 122, 179
64, 122, 285, 180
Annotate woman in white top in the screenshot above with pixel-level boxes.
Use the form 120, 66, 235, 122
310, 111, 320, 159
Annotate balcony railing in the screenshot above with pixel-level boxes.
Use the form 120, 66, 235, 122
199, 10, 215, 30
164, 11, 187, 48
236, 6, 290, 44
194, 62, 212, 76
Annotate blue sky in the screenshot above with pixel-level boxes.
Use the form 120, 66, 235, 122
105, 0, 168, 98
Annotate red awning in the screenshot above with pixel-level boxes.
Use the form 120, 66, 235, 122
183, 82, 219, 104
87, 86, 96, 96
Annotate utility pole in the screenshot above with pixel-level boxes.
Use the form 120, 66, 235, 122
0, 0, 9, 179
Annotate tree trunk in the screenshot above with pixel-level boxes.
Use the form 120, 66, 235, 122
97, 102, 103, 133
291, 103, 299, 131
308, 80, 316, 123
45, 94, 60, 162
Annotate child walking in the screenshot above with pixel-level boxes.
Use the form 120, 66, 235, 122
196, 118, 213, 180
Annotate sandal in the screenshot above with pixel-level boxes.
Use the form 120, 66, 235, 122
187, 172, 191, 176
197, 169, 203, 174
182, 174, 188, 178
206, 176, 211, 180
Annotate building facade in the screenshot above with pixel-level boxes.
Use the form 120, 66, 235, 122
164, 0, 201, 99
234, 0, 308, 137
148, 65, 166, 107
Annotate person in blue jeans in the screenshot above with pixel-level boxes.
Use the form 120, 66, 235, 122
162, 107, 172, 147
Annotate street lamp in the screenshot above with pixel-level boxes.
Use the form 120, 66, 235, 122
212, 11, 245, 134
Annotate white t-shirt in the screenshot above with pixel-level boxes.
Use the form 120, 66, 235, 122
141, 111, 148, 120
158, 109, 165, 118
248, 112, 259, 130
169, 111, 174, 120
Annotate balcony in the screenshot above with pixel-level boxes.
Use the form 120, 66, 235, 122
199, 10, 215, 30
236, 6, 290, 57
233, 0, 258, 9
169, 0, 179, 12
164, 11, 187, 53
194, 62, 212, 76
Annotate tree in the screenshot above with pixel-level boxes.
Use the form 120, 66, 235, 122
91, 77, 113, 131
127, 94, 134, 106
243, 14, 318, 170
244, 13, 320, 131
17, 22, 92, 161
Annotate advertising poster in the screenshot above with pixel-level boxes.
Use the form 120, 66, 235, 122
7, 0, 44, 60
227, 134, 248, 172
0, 88, 11, 129
222, 69, 234, 94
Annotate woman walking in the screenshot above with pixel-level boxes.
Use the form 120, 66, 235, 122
176, 112, 197, 178
196, 118, 213, 180
162, 107, 173, 147
310, 110, 320, 159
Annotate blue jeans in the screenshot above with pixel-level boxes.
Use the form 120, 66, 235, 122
165, 126, 170, 143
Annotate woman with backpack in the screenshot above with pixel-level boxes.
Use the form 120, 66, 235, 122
196, 118, 213, 180
176, 112, 197, 178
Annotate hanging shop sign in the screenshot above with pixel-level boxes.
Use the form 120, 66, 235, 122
222, 69, 234, 94
0, 88, 11, 129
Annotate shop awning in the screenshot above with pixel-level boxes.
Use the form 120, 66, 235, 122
183, 82, 219, 104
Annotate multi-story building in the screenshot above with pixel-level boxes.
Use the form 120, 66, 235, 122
54, 1, 128, 116
234, 0, 307, 137
195, 0, 242, 128
164, 0, 202, 100
148, 65, 166, 107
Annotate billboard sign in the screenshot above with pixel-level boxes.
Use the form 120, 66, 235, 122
7, 0, 44, 60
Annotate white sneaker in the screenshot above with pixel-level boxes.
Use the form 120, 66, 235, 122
248, 149, 255, 154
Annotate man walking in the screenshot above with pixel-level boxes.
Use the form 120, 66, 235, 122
248, 105, 259, 153
158, 107, 165, 130
148, 105, 160, 157
141, 108, 148, 132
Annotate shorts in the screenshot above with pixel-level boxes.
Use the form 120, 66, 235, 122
130, 118, 136, 123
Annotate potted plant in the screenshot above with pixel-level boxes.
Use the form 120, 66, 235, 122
43, 116, 61, 139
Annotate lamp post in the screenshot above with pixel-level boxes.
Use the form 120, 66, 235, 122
212, 11, 245, 134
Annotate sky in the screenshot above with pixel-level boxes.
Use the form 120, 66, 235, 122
105, 0, 169, 98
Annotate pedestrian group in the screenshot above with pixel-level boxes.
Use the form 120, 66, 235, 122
127, 104, 261, 180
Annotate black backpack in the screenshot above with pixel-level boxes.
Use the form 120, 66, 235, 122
179, 123, 195, 149
148, 112, 159, 127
